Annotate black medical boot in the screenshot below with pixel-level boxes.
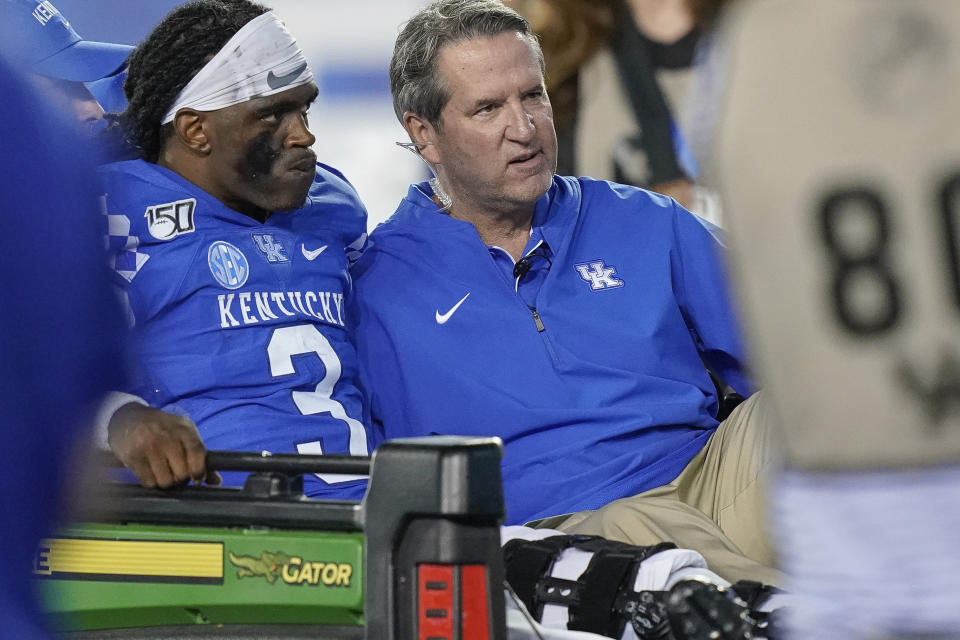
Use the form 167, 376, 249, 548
665, 579, 783, 640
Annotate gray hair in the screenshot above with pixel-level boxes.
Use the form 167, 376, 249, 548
389, 0, 544, 129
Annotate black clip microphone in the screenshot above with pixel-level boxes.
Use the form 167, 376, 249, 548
513, 246, 552, 280
513, 257, 533, 279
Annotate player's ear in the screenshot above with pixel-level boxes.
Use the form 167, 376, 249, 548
403, 112, 440, 165
171, 109, 210, 155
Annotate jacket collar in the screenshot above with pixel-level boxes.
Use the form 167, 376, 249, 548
389, 175, 582, 254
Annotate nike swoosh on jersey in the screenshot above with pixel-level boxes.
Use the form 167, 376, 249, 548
436, 292, 471, 325
301, 244, 328, 260
267, 62, 308, 90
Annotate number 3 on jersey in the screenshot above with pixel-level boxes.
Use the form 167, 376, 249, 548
267, 324, 368, 482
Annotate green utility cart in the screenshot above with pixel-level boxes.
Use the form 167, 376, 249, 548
36, 436, 507, 640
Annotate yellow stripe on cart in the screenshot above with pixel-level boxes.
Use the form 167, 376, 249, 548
34, 538, 224, 584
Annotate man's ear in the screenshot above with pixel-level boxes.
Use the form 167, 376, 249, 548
171, 109, 210, 155
403, 112, 440, 165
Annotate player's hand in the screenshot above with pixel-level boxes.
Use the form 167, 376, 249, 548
107, 403, 221, 489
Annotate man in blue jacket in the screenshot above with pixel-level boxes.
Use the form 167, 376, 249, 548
351, 0, 779, 586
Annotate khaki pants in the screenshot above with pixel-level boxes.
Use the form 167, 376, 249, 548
537, 392, 783, 586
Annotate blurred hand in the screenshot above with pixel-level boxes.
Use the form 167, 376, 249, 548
107, 404, 220, 488
652, 178, 695, 211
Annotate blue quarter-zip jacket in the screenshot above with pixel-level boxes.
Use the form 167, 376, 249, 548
350, 175, 752, 524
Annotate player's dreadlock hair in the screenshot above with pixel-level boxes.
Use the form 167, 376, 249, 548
111, 0, 270, 161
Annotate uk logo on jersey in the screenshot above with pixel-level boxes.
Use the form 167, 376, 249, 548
145, 198, 196, 241
575, 260, 624, 290
252, 234, 289, 263
208, 241, 249, 290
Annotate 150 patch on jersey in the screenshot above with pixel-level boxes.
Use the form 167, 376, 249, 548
145, 198, 196, 240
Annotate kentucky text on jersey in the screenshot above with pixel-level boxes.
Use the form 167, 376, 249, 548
218, 290, 345, 328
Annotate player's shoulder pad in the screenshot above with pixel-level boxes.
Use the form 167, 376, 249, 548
297, 162, 368, 232
98, 159, 178, 199
97, 160, 197, 237
306, 163, 367, 212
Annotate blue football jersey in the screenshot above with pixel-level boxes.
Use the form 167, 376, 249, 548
101, 159, 374, 498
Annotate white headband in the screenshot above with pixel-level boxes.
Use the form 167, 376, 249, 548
161, 11, 315, 124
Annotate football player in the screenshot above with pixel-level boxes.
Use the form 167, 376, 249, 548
99, 0, 374, 498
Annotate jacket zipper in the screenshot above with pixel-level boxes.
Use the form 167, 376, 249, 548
528, 305, 545, 332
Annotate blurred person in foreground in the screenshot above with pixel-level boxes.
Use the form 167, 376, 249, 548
0, 59, 121, 638
705, 0, 960, 637
0, 0, 132, 135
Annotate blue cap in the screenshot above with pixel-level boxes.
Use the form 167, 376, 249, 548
86, 67, 128, 112
0, 0, 133, 82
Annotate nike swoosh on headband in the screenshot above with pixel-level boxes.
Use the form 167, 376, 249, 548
267, 62, 308, 90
